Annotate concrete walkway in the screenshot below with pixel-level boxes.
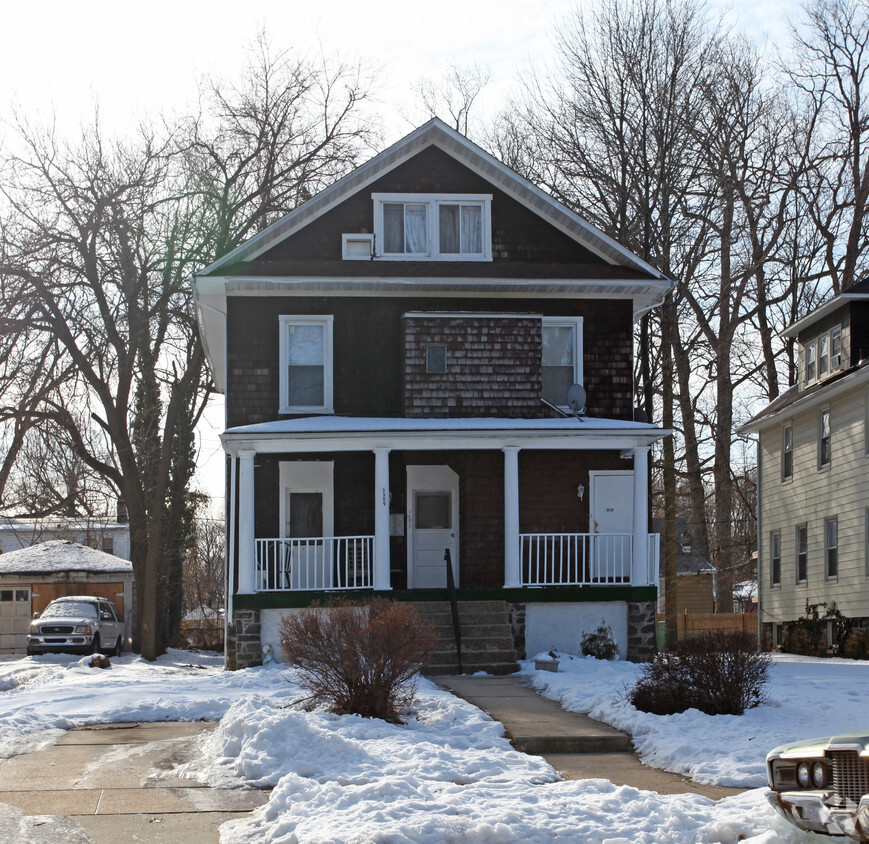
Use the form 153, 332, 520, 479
435, 675, 745, 801
0, 721, 268, 843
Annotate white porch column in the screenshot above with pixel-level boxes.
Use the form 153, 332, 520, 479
503, 447, 521, 588
237, 449, 257, 594
373, 447, 392, 590
632, 445, 650, 585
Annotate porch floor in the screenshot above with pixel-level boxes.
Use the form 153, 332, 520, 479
433, 675, 744, 799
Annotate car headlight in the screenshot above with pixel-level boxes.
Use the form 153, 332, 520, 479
796, 761, 811, 788
28, 624, 40, 634
73, 625, 93, 634
811, 761, 826, 788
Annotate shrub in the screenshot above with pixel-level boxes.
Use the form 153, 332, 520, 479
280, 599, 437, 722
783, 601, 854, 657
580, 620, 619, 660
843, 627, 869, 660
628, 631, 770, 716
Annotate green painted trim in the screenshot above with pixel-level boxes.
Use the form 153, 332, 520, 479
234, 586, 657, 611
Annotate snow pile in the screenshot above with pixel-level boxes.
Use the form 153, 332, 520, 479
527, 651, 869, 788
0, 649, 859, 842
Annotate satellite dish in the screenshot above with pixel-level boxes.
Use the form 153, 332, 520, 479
567, 383, 587, 417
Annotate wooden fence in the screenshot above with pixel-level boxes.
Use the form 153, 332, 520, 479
656, 611, 757, 647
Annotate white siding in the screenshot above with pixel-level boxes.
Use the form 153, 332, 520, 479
758, 384, 869, 624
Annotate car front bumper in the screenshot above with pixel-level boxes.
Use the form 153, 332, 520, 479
27, 635, 95, 655
768, 790, 869, 840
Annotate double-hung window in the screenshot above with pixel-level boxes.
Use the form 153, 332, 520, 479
373, 194, 492, 260
782, 422, 793, 480
796, 524, 808, 584
279, 316, 334, 413
819, 408, 831, 468
771, 531, 781, 586
541, 317, 583, 408
818, 335, 829, 378
825, 517, 838, 579
805, 343, 817, 384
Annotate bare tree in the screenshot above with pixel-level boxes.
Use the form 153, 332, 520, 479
0, 41, 375, 658
412, 63, 491, 136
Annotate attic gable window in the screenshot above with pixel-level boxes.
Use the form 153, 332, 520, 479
373, 193, 491, 261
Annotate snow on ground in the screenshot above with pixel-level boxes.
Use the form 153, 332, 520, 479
0, 649, 857, 842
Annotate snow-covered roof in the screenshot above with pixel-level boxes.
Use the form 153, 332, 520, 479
225, 415, 660, 436
0, 540, 133, 574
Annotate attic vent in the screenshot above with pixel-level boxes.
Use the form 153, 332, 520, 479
342, 233, 374, 261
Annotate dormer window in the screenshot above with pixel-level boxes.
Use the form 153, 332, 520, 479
803, 325, 844, 385
805, 343, 816, 383
373, 193, 491, 261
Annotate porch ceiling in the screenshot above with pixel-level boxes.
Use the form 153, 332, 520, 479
220, 415, 670, 455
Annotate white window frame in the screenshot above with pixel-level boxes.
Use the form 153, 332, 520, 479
830, 326, 843, 369
825, 516, 838, 580
279, 315, 334, 414
782, 422, 793, 481
372, 193, 492, 261
805, 342, 817, 384
819, 407, 831, 469
541, 317, 584, 409
796, 524, 808, 584
770, 531, 781, 586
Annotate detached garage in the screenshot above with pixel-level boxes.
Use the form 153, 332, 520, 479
0, 540, 134, 654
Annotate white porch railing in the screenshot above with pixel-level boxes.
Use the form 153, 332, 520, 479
520, 533, 660, 587
256, 536, 374, 592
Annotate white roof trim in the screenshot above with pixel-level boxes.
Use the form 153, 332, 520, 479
220, 415, 670, 455
782, 292, 869, 338
197, 119, 667, 281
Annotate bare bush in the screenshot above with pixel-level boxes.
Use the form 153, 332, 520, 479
280, 599, 437, 722
628, 632, 770, 716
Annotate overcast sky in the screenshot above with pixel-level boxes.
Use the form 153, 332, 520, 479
2, 0, 802, 506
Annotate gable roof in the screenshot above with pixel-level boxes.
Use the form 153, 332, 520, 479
198, 118, 666, 281
0, 540, 133, 575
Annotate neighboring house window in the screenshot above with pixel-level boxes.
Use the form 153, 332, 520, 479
825, 517, 838, 579
796, 524, 808, 583
771, 531, 781, 586
782, 423, 793, 480
830, 326, 842, 369
818, 335, 829, 378
541, 317, 583, 407
819, 408, 831, 468
426, 345, 447, 374
805, 342, 816, 383
102, 536, 114, 555
373, 193, 492, 260
279, 316, 334, 413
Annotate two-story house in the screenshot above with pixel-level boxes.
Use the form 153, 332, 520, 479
739, 278, 869, 647
194, 119, 672, 669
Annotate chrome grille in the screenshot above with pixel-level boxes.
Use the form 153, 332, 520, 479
830, 750, 869, 805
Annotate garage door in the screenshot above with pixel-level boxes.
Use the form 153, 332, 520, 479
0, 587, 31, 654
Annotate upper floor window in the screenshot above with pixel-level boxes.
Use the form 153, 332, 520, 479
101, 536, 114, 555
771, 531, 781, 586
542, 317, 583, 408
831, 326, 843, 368
373, 194, 492, 261
279, 316, 334, 414
782, 422, 793, 480
819, 408, 831, 468
805, 342, 816, 383
818, 335, 829, 378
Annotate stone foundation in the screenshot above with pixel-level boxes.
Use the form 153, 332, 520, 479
229, 609, 263, 669
506, 602, 527, 660
626, 601, 657, 662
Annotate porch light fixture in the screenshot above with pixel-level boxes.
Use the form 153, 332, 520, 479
577, 484, 585, 501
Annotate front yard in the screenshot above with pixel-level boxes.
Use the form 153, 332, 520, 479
1, 648, 859, 842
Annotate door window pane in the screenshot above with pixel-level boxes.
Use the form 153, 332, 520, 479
416, 493, 451, 529
289, 492, 323, 538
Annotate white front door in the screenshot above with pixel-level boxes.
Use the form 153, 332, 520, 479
590, 471, 633, 582
280, 462, 334, 589
407, 466, 459, 589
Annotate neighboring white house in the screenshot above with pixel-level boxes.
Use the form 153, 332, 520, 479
0, 540, 134, 654
739, 277, 869, 647
0, 512, 131, 561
